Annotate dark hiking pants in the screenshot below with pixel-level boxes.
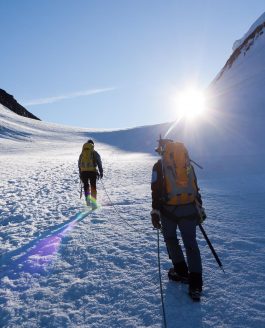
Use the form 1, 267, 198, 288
80, 171, 97, 200
161, 213, 202, 274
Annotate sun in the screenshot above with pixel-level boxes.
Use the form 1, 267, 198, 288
175, 87, 207, 120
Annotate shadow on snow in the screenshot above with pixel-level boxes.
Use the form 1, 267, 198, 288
0, 210, 92, 278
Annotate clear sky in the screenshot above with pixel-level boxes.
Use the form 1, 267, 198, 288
1, 0, 265, 129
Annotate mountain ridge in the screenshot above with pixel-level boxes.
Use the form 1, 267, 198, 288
0, 88, 40, 121
214, 13, 265, 82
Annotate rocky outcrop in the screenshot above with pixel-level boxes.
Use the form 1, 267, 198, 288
0, 89, 40, 120
215, 21, 265, 82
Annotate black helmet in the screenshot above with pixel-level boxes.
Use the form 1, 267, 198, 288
87, 139, 94, 145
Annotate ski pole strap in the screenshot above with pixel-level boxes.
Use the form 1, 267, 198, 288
198, 224, 225, 273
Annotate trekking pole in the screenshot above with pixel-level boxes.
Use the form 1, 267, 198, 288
198, 224, 225, 273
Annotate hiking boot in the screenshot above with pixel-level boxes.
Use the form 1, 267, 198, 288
189, 288, 201, 301
86, 197, 91, 206
189, 272, 203, 290
168, 268, 189, 284
189, 272, 203, 300
168, 261, 189, 283
91, 202, 98, 210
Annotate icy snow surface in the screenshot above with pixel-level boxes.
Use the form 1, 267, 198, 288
1, 106, 265, 328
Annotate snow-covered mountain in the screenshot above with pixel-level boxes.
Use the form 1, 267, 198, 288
207, 12, 265, 157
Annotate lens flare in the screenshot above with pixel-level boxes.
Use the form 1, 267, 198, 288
86, 195, 99, 209
1, 210, 93, 277
175, 87, 207, 120
22, 210, 92, 273
165, 86, 209, 138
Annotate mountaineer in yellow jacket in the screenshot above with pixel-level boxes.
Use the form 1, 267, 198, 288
78, 139, 103, 208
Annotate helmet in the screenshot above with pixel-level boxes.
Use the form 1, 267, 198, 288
87, 139, 94, 145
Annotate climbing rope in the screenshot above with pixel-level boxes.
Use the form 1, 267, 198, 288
157, 229, 168, 328
100, 179, 151, 234
100, 179, 168, 327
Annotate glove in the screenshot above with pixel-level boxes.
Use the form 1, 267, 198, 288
150, 210, 161, 229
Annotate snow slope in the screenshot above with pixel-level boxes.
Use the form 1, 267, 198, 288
209, 12, 265, 160
1, 102, 265, 328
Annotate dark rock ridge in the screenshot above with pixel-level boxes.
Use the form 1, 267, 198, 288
0, 89, 40, 120
215, 21, 265, 81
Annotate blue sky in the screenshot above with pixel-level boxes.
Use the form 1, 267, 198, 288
1, 0, 265, 129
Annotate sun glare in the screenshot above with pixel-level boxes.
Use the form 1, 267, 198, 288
175, 87, 207, 120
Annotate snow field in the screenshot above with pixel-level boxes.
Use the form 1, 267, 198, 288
0, 140, 265, 327
0, 144, 161, 327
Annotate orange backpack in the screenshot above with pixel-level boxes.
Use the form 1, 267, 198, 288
162, 142, 197, 205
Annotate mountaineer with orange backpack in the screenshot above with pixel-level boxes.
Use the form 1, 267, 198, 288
151, 138, 206, 301
78, 139, 103, 209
